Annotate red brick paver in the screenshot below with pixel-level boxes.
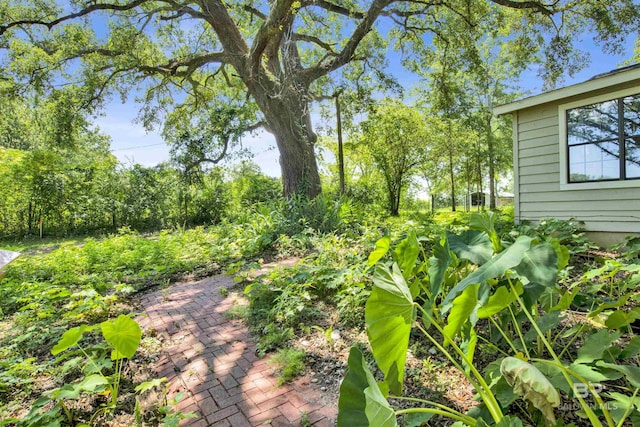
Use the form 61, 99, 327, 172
137, 275, 337, 426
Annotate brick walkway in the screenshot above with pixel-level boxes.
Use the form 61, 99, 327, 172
137, 275, 337, 426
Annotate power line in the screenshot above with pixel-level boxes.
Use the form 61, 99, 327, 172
110, 142, 166, 152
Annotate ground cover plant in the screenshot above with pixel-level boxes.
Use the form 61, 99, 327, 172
0, 197, 374, 424
337, 212, 640, 426
4, 200, 640, 427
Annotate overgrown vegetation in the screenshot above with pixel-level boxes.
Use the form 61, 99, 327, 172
4, 192, 640, 426
0, 194, 377, 424
337, 212, 640, 426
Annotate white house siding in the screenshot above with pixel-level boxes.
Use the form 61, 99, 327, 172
515, 103, 640, 233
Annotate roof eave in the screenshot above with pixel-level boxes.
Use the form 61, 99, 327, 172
493, 66, 640, 116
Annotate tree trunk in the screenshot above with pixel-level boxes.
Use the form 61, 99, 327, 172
465, 157, 471, 212
251, 89, 321, 198
487, 115, 496, 210
184, 192, 189, 227
449, 148, 456, 212
476, 140, 483, 212
28, 201, 33, 232
336, 93, 345, 195
388, 185, 399, 216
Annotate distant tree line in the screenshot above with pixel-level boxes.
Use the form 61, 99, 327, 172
0, 94, 280, 237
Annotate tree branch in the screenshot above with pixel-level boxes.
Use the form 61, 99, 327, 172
250, 0, 296, 75
138, 52, 231, 76
0, 0, 150, 35
488, 0, 555, 16
304, 0, 365, 19
243, 4, 267, 20
301, 0, 392, 84
292, 33, 336, 53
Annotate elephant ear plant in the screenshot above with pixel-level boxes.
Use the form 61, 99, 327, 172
337, 214, 640, 426
20, 315, 143, 425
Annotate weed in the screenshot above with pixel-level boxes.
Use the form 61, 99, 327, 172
224, 304, 249, 321
268, 348, 306, 386
257, 325, 294, 357
300, 410, 311, 427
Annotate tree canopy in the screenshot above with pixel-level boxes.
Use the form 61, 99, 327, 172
1, 0, 639, 197
359, 99, 427, 215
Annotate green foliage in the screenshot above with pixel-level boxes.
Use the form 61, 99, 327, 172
366, 264, 414, 395
358, 100, 428, 216
268, 348, 306, 386
338, 347, 397, 427
337, 211, 640, 427
229, 161, 281, 208
20, 316, 142, 424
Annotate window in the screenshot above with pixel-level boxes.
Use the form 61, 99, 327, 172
566, 93, 640, 183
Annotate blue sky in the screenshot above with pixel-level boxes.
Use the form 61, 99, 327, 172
102, 32, 638, 177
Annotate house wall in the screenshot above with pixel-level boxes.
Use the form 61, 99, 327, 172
514, 84, 640, 241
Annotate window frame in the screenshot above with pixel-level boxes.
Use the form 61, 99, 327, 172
559, 86, 640, 190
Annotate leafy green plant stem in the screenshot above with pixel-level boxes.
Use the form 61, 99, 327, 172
507, 305, 530, 359
557, 324, 587, 359
477, 333, 510, 357
616, 388, 639, 427
507, 278, 610, 427
392, 396, 476, 424
111, 358, 121, 406
488, 316, 519, 355
395, 408, 476, 425
61, 401, 73, 423
416, 305, 504, 423
78, 344, 104, 378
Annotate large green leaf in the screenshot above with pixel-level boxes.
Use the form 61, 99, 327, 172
477, 282, 523, 319
447, 230, 493, 265
428, 235, 451, 297
469, 211, 502, 252
393, 231, 420, 279
606, 308, 640, 330
338, 347, 397, 427
513, 242, 558, 288
52, 384, 82, 400
51, 325, 98, 355
366, 263, 414, 395
78, 374, 109, 392
605, 392, 640, 426
523, 311, 561, 342
568, 362, 612, 383
534, 362, 572, 394
369, 236, 391, 266
405, 413, 434, 427
620, 336, 640, 360
443, 284, 479, 343
549, 238, 570, 270
575, 329, 621, 364
443, 236, 533, 310
597, 362, 640, 388
364, 387, 397, 427
101, 315, 142, 360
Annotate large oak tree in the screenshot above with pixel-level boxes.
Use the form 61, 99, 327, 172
1, 0, 638, 197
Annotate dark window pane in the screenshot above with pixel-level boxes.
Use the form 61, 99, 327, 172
624, 94, 640, 137
626, 137, 640, 178
569, 141, 619, 182
568, 100, 618, 145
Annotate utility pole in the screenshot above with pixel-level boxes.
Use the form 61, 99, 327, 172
335, 90, 345, 195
